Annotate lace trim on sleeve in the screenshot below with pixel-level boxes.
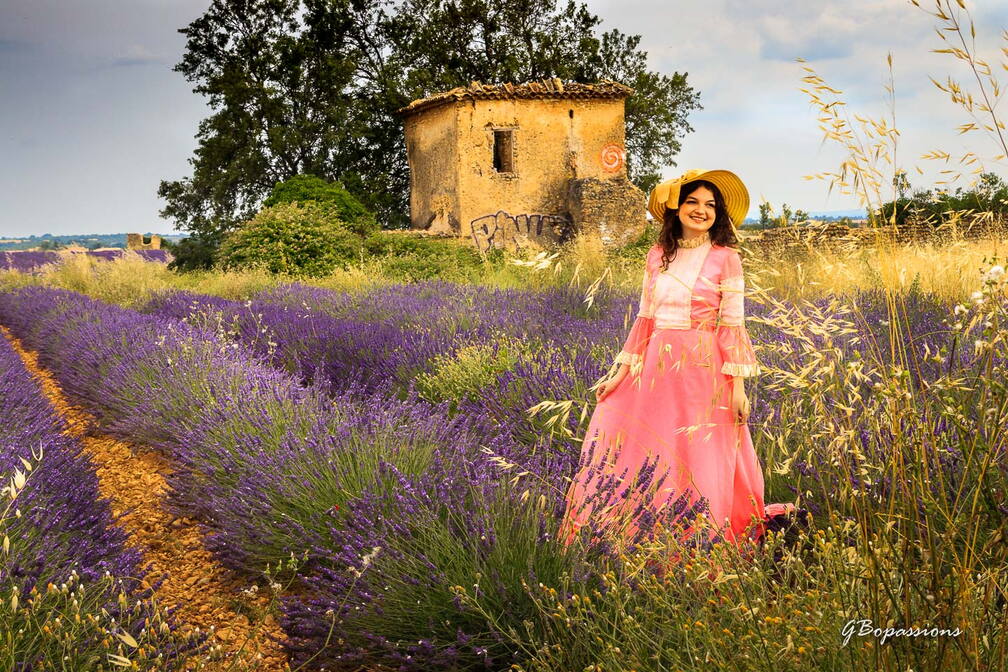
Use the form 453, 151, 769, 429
722, 360, 761, 377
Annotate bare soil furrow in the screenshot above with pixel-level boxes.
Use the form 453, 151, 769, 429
2, 325, 291, 672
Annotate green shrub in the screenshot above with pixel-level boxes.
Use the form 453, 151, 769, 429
415, 340, 522, 413
217, 202, 364, 277
876, 171, 1008, 228
264, 174, 377, 237
363, 231, 484, 282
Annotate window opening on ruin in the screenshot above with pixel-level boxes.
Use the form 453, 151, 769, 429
493, 129, 515, 173
569, 109, 574, 118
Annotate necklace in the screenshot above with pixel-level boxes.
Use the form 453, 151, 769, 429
677, 232, 710, 249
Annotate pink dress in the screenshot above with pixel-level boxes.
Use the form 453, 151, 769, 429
560, 240, 785, 552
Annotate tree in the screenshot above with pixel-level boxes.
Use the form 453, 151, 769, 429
165, 235, 217, 272
159, 0, 701, 253
264, 174, 377, 236
876, 172, 1008, 228
780, 203, 793, 227
758, 202, 773, 229
893, 171, 911, 200
158, 0, 361, 245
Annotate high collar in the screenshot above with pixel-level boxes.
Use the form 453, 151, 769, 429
676, 231, 711, 249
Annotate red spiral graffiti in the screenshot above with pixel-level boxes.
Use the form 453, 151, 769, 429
600, 143, 625, 172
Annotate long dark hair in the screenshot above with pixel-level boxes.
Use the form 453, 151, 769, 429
657, 179, 739, 271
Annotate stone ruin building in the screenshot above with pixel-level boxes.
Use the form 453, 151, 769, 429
399, 79, 646, 253
126, 233, 161, 250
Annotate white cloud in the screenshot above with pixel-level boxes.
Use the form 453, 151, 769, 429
587, 0, 1008, 217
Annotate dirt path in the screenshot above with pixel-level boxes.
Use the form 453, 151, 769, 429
1, 326, 291, 672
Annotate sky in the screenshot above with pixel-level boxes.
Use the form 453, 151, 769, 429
1, 0, 1007, 238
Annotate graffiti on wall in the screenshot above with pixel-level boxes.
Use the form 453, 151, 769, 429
600, 143, 625, 173
470, 210, 572, 253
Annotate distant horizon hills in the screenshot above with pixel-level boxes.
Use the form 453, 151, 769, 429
742, 208, 868, 223
3, 209, 870, 246
0, 232, 184, 251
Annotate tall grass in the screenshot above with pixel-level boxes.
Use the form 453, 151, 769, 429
2, 226, 1003, 313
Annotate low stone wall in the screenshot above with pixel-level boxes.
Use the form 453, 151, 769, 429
741, 219, 1008, 257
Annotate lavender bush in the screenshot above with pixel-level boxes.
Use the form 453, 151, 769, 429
0, 250, 170, 276
0, 332, 198, 669
83, 249, 172, 263
2, 262, 1006, 669
0, 251, 61, 274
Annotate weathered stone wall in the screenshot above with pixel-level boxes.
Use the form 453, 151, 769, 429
453, 97, 628, 237
403, 88, 644, 252
742, 218, 1008, 257
403, 104, 461, 235
469, 211, 574, 254
566, 176, 646, 247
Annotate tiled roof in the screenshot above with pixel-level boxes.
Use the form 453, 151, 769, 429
398, 79, 633, 117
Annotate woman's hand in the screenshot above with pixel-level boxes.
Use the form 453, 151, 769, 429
596, 366, 629, 403
731, 379, 751, 423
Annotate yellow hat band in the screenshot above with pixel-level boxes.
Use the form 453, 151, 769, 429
647, 169, 750, 227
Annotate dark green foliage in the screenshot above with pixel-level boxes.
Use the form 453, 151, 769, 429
165, 233, 219, 271
158, 0, 701, 251
876, 171, 1008, 227
217, 202, 364, 277
263, 174, 378, 237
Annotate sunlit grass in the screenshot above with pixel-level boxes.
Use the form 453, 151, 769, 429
745, 231, 1008, 303
7, 226, 1000, 309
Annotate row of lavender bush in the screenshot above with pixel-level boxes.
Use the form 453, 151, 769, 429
140, 282, 626, 451
139, 281, 969, 505
0, 329, 196, 669
0, 286, 612, 670
0, 249, 170, 273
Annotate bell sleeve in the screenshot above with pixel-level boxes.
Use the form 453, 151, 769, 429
614, 253, 656, 370
716, 251, 761, 378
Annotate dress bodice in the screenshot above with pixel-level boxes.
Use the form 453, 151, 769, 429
648, 241, 723, 329
641, 242, 738, 330
615, 241, 760, 378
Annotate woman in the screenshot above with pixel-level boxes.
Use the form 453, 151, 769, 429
559, 168, 793, 554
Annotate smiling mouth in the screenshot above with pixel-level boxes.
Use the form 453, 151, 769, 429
691, 216, 706, 222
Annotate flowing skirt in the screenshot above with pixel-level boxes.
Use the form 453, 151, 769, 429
559, 326, 772, 552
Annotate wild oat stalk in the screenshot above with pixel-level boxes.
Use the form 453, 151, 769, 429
912, 0, 1008, 175
798, 53, 901, 221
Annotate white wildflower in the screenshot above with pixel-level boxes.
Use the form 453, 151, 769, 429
360, 545, 381, 570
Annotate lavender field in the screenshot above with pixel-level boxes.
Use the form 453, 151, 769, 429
0, 249, 171, 274
0, 242, 1006, 671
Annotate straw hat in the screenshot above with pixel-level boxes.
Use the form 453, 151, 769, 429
647, 169, 750, 227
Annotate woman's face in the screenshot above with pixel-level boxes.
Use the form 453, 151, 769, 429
677, 185, 717, 238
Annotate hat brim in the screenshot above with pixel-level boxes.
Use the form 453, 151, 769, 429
647, 169, 750, 227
